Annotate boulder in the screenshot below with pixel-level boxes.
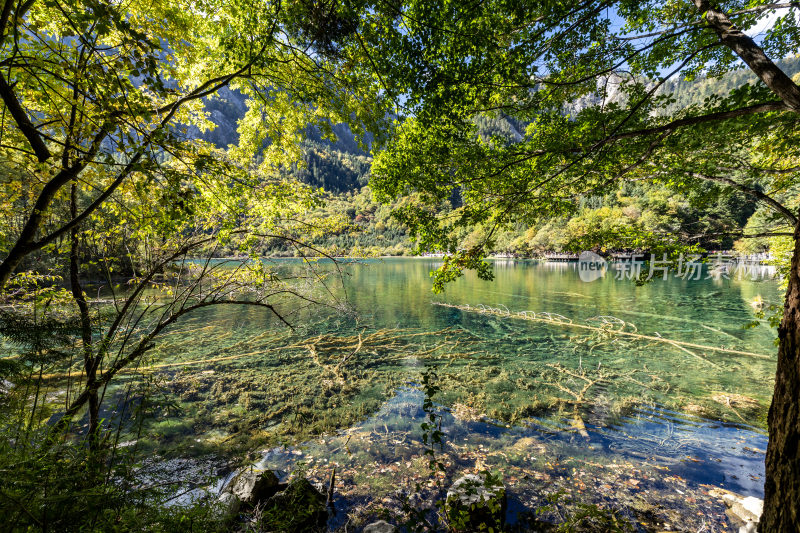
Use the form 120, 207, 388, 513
227, 466, 282, 505
445, 473, 506, 532
708, 487, 762, 532
363, 520, 397, 533
259, 477, 327, 531
739, 522, 757, 533
730, 496, 763, 523
218, 491, 240, 516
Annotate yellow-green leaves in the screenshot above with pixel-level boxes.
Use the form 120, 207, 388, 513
366, 0, 800, 289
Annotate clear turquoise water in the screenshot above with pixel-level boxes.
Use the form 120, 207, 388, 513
134, 258, 779, 502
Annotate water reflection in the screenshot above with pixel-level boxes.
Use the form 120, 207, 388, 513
139, 258, 777, 515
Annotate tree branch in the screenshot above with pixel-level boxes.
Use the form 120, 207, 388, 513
605, 101, 788, 142
56, 297, 292, 430
694, 0, 800, 112
689, 170, 798, 226
0, 71, 51, 161
0, 54, 264, 289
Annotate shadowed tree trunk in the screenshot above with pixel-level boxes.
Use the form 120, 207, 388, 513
684, 4, 800, 529
761, 214, 800, 531
69, 182, 99, 449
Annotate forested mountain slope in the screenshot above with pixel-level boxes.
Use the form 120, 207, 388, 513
203, 57, 800, 257
195, 56, 800, 197
199, 57, 800, 196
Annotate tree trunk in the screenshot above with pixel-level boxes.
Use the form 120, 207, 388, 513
693, 0, 800, 112
87, 387, 100, 449
685, 4, 800, 528
0, 165, 81, 289
760, 218, 800, 531
69, 183, 99, 449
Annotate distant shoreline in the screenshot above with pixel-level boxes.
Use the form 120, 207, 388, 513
209, 255, 547, 261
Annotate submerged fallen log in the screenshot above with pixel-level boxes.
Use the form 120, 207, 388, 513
431, 301, 772, 361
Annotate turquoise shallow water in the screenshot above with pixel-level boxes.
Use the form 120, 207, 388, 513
125, 257, 779, 509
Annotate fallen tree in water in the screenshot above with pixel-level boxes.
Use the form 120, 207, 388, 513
431, 301, 772, 360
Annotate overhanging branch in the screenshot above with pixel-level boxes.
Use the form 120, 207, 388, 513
0, 72, 51, 161
694, 0, 800, 112
689, 170, 798, 226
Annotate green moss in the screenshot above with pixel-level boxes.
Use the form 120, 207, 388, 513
106, 309, 771, 461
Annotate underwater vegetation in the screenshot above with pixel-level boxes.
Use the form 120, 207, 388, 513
108, 260, 774, 459
25, 260, 773, 529
116, 296, 771, 461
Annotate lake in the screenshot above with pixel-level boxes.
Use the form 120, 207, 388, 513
128, 257, 780, 529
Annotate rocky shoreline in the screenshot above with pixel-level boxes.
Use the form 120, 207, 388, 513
139, 434, 764, 532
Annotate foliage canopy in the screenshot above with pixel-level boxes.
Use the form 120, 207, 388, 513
366, 0, 800, 290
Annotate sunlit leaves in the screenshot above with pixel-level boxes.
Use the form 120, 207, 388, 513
0, 0, 397, 288
365, 0, 800, 290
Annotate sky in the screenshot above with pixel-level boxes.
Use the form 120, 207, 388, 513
746, 6, 798, 39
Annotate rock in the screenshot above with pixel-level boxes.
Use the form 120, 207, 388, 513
445, 473, 506, 532
739, 522, 757, 533
510, 436, 546, 455
736, 497, 763, 521
259, 477, 327, 531
227, 466, 282, 505
363, 520, 397, 533
708, 488, 762, 530
218, 491, 240, 516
